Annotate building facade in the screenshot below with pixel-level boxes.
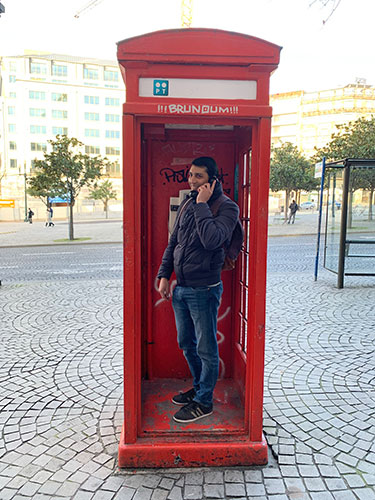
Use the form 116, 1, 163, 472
270, 82, 375, 157
269, 82, 375, 211
0, 52, 124, 219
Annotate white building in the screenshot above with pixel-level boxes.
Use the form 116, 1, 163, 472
0, 51, 124, 219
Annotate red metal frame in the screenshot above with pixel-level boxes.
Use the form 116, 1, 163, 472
118, 28, 280, 467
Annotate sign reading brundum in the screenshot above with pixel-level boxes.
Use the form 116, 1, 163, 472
157, 104, 239, 115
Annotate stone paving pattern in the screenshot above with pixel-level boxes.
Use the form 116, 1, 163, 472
0, 237, 374, 499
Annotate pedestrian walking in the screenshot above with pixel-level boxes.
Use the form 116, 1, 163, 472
288, 199, 298, 224
157, 156, 240, 424
45, 207, 54, 227
27, 208, 34, 224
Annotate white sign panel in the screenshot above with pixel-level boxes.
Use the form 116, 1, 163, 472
315, 161, 323, 178
139, 78, 257, 100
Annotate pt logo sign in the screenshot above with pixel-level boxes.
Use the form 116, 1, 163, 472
153, 80, 169, 96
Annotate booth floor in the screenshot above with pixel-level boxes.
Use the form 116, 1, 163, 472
141, 378, 244, 434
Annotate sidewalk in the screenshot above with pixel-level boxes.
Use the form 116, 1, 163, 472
0, 219, 124, 247
0, 239, 374, 499
0, 212, 319, 248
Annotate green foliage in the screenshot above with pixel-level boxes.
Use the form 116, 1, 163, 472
27, 135, 109, 238
314, 116, 375, 162
270, 142, 319, 194
314, 116, 375, 192
28, 135, 107, 204
89, 180, 117, 204
27, 171, 52, 206
89, 179, 117, 218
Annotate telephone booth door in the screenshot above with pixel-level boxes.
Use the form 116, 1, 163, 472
117, 29, 281, 468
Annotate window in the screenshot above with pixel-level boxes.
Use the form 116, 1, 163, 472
85, 129, 100, 138
84, 95, 99, 105
105, 114, 120, 123
105, 147, 120, 156
30, 125, 47, 134
85, 145, 101, 154
52, 64, 67, 77
84, 67, 99, 80
105, 130, 120, 139
30, 62, 47, 75
52, 127, 68, 135
8, 106, 15, 115
10, 159, 18, 169
9, 124, 16, 133
85, 112, 99, 121
104, 69, 119, 82
106, 161, 121, 176
52, 93, 68, 102
9, 92, 16, 99
31, 142, 47, 152
9, 141, 17, 150
29, 91, 46, 100
52, 110, 68, 119
9, 75, 16, 83
9, 62, 17, 72
105, 97, 120, 106
30, 108, 46, 117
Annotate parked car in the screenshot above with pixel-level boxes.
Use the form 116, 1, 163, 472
328, 200, 341, 209
299, 201, 316, 210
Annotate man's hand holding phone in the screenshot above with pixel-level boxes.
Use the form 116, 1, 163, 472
196, 179, 216, 204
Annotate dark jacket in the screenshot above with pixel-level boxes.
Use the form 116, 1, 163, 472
157, 182, 239, 287
289, 201, 298, 214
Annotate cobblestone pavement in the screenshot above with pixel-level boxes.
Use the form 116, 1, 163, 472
0, 238, 375, 499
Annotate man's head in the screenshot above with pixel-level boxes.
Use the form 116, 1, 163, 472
188, 157, 219, 191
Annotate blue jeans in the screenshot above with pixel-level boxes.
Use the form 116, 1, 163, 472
172, 283, 223, 408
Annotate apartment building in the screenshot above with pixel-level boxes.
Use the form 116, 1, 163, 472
270, 82, 375, 157
0, 52, 124, 217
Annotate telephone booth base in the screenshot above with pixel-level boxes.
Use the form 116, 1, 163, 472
118, 378, 268, 468
118, 431, 268, 468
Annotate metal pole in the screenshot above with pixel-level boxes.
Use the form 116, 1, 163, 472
314, 157, 326, 281
332, 172, 336, 218
337, 165, 350, 289
24, 161, 28, 222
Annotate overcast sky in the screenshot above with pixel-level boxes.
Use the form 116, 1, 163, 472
1, 0, 374, 94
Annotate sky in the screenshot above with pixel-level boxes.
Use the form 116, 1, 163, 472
0, 0, 375, 94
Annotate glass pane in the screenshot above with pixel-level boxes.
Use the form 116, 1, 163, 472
324, 169, 344, 273
345, 166, 375, 274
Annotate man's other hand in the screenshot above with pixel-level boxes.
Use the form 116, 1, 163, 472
158, 278, 171, 300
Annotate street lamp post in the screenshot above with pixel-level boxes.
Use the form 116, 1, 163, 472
23, 161, 28, 222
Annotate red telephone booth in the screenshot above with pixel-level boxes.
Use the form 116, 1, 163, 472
117, 28, 281, 468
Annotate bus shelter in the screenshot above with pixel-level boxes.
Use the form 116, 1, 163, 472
323, 158, 375, 288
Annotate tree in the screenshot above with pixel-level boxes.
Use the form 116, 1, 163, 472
314, 116, 375, 221
27, 171, 51, 206
28, 135, 108, 240
270, 142, 319, 220
89, 180, 117, 219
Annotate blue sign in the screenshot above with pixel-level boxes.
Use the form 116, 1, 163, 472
49, 196, 70, 204
153, 79, 169, 96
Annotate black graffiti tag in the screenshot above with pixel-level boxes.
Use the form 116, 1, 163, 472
160, 166, 230, 187
160, 166, 189, 184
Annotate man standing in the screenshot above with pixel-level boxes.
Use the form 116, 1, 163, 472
288, 199, 298, 224
157, 157, 239, 423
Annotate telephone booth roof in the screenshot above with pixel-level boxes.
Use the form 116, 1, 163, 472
117, 28, 281, 67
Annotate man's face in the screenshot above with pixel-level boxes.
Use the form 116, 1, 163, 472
188, 165, 210, 191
